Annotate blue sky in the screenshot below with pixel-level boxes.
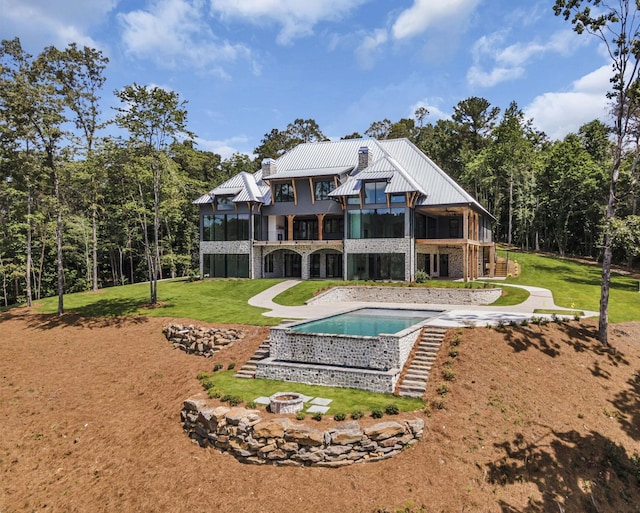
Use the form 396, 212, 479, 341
1, 0, 613, 159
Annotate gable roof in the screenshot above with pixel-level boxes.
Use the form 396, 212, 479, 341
194, 137, 491, 217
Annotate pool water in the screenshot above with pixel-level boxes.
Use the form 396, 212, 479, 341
290, 308, 440, 337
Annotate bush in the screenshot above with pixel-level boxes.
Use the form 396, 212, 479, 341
436, 383, 449, 397
295, 411, 306, 420
213, 363, 223, 372
351, 409, 364, 420
431, 398, 445, 410
221, 394, 242, 406
443, 368, 456, 382
448, 347, 459, 358
227, 362, 236, 370
371, 408, 384, 419
312, 412, 323, 421
246, 400, 256, 409
333, 412, 346, 421
415, 269, 430, 283
384, 403, 399, 415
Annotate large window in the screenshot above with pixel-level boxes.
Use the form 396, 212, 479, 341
449, 218, 460, 238
216, 196, 234, 210
293, 218, 318, 240
202, 214, 249, 241
347, 208, 404, 239
314, 180, 334, 200
364, 181, 387, 204
273, 182, 294, 202
347, 253, 405, 280
203, 254, 249, 278
323, 216, 344, 240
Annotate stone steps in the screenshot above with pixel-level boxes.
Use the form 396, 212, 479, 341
234, 340, 271, 379
397, 327, 446, 398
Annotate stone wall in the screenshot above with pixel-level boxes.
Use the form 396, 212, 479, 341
182, 398, 425, 467
310, 286, 501, 305
163, 323, 245, 358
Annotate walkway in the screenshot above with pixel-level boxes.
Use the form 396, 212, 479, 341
248, 280, 599, 328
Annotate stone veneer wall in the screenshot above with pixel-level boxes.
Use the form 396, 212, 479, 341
309, 286, 501, 305
254, 322, 422, 393
182, 398, 425, 467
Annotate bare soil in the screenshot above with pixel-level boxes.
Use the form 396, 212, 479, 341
1, 308, 638, 513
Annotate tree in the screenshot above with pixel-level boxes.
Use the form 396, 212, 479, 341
254, 119, 327, 162
114, 84, 193, 305
554, 0, 640, 345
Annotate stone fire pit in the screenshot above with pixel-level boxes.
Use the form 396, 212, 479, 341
268, 392, 304, 414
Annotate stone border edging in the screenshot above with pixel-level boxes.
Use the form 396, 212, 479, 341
182, 398, 425, 467
309, 286, 502, 305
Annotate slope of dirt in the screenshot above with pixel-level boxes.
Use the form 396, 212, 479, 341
0, 308, 638, 513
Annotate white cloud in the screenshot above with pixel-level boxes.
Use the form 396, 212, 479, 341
525, 65, 612, 140
467, 29, 586, 87
118, 0, 252, 72
410, 100, 449, 122
2, 0, 116, 51
392, 0, 481, 40
196, 135, 252, 159
355, 29, 388, 69
209, 0, 368, 45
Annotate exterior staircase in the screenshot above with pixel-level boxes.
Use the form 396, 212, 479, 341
234, 339, 270, 379
397, 326, 447, 398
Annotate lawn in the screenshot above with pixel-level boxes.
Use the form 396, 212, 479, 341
35, 278, 284, 325
501, 250, 640, 323
199, 370, 425, 415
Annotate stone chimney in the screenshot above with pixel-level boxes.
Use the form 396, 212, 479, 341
261, 158, 277, 178
358, 146, 371, 170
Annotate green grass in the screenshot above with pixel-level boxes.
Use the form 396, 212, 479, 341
273, 279, 504, 307
199, 371, 425, 413
34, 278, 285, 325
488, 284, 531, 306
501, 250, 640, 323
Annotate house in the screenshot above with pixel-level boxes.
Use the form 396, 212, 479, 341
194, 138, 495, 282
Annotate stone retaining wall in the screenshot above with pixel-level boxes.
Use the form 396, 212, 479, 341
182, 398, 425, 467
163, 324, 245, 358
309, 286, 501, 305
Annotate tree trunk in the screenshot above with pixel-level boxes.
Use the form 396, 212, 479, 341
25, 185, 33, 307
151, 160, 161, 305
508, 174, 513, 246
53, 167, 64, 316
92, 207, 98, 291
0, 253, 8, 307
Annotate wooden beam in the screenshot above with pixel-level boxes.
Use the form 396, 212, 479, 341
317, 213, 325, 241
287, 215, 295, 241
309, 177, 315, 205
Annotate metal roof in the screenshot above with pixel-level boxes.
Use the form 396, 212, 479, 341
193, 193, 213, 205
194, 137, 491, 216
262, 165, 352, 180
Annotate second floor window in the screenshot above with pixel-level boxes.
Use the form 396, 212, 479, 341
274, 182, 294, 202
364, 181, 387, 204
314, 179, 334, 200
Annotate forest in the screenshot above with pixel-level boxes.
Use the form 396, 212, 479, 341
1, 36, 639, 310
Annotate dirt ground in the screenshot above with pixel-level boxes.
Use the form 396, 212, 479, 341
1, 308, 638, 513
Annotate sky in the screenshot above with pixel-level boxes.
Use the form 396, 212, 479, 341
1, 0, 614, 159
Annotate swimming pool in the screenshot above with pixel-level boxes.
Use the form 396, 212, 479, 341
290, 308, 441, 337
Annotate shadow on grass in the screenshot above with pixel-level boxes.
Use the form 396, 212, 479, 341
487, 428, 640, 513
0, 303, 150, 330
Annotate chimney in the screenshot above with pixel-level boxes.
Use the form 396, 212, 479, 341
358, 146, 371, 170
261, 158, 277, 178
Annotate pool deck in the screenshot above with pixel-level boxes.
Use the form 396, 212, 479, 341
248, 280, 600, 328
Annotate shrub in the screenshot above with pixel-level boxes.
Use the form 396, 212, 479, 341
246, 400, 256, 409
333, 412, 346, 421
448, 347, 459, 358
208, 389, 221, 399
213, 363, 223, 372
431, 398, 445, 410
384, 403, 399, 415
520, 318, 529, 327
415, 269, 430, 283
227, 362, 236, 370
227, 396, 242, 407
423, 403, 432, 417
443, 368, 456, 382
295, 411, 306, 420
351, 410, 364, 420
312, 412, 323, 421
451, 335, 461, 347
371, 408, 384, 419
436, 383, 449, 396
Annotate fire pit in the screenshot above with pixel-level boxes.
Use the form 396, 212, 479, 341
268, 392, 304, 414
